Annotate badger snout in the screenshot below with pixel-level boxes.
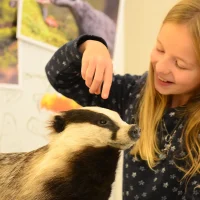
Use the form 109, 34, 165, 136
128, 125, 140, 141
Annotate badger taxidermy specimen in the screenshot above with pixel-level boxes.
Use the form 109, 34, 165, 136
0, 106, 140, 200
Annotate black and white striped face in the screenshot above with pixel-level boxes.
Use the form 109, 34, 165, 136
49, 107, 140, 150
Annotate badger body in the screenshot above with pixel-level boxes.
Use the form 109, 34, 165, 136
0, 107, 139, 200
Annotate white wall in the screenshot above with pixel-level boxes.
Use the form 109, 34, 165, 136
125, 0, 178, 75
0, 40, 54, 153
0, 0, 177, 199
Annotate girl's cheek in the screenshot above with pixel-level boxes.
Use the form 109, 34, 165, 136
150, 49, 158, 64
151, 49, 161, 71
151, 48, 163, 65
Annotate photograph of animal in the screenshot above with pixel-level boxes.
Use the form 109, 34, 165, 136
50, 0, 116, 55
0, 106, 140, 200
18, 0, 118, 55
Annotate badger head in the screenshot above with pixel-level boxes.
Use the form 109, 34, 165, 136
48, 106, 140, 150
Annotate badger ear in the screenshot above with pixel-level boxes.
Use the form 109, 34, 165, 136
52, 115, 66, 133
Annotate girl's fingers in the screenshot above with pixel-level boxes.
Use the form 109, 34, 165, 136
89, 62, 105, 94
101, 63, 113, 99
85, 59, 96, 88
95, 85, 101, 95
81, 59, 89, 80
81, 46, 113, 98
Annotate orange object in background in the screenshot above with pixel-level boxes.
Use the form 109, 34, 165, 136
40, 93, 81, 112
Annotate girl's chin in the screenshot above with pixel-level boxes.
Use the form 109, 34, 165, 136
155, 88, 170, 95
154, 84, 172, 95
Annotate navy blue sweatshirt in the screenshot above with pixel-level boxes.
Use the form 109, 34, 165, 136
45, 35, 200, 200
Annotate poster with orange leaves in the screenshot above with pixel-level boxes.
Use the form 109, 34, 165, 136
40, 93, 81, 113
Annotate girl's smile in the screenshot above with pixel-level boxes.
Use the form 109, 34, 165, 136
155, 74, 174, 87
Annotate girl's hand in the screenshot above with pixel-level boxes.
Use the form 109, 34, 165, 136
79, 40, 113, 99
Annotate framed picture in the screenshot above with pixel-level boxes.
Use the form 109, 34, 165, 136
0, 0, 20, 88
17, 0, 120, 56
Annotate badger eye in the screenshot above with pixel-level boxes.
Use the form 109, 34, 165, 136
98, 120, 108, 125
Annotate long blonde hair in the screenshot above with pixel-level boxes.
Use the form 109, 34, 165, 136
132, 0, 200, 184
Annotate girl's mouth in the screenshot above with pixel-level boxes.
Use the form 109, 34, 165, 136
157, 76, 174, 86
158, 76, 173, 83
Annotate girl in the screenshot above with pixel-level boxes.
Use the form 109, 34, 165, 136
45, 0, 200, 199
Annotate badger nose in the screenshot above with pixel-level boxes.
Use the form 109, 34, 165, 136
128, 125, 140, 140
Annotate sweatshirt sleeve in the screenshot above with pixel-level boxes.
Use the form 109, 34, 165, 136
45, 35, 146, 117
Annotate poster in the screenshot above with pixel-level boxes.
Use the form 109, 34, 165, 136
17, 0, 120, 55
0, 0, 19, 88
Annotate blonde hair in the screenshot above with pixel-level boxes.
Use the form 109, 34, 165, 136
132, 0, 200, 185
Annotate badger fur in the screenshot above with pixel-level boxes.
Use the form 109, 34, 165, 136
0, 106, 139, 200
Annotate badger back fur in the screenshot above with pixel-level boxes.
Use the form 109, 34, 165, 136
0, 106, 139, 200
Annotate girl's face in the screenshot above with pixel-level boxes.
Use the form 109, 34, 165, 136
151, 23, 200, 100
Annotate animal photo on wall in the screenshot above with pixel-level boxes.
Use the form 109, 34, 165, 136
17, 0, 120, 55
0, 0, 19, 87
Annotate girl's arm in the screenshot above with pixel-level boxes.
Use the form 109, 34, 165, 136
45, 35, 145, 117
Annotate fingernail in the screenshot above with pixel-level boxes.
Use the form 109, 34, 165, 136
103, 94, 107, 99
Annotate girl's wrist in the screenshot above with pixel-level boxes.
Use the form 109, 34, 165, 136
77, 34, 108, 53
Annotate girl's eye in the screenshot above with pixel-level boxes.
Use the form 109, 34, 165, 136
175, 60, 186, 70
156, 48, 164, 53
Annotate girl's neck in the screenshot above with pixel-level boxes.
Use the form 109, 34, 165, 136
169, 94, 191, 108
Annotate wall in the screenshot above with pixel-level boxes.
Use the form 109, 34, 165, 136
0, 40, 53, 152
125, 0, 178, 75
